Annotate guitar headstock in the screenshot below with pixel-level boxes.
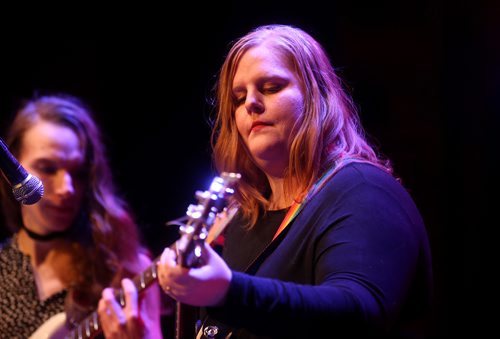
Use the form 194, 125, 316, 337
175, 172, 240, 268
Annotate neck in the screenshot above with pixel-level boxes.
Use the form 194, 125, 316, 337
266, 176, 293, 210
17, 227, 73, 263
21, 224, 69, 242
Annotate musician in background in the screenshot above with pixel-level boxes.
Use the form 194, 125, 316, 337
0, 94, 162, 338
156, 24, 434, 338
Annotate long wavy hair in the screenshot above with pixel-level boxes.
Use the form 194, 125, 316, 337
211, 24, 393, 226
0, 94, 145, 316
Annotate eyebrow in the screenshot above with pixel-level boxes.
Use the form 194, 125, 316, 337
232, 75, 289, 94
32, 158, 56, 166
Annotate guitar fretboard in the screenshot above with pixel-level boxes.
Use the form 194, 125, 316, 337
65, 257, 161, 339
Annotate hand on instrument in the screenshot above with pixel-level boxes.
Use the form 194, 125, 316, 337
157, 242, 232, 307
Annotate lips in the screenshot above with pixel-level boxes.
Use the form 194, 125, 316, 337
45, 203, 77, 216
250, 121, 271, 133
48, 206, 74, 216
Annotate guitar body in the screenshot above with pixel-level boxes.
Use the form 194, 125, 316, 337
29, 312, 69, 339
175, 303, 200, 339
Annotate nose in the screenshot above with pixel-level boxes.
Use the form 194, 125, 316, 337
244, 90, 264, 114
54, 170, 75, 197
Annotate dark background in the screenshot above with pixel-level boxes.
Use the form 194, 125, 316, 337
0, 1, 496, 337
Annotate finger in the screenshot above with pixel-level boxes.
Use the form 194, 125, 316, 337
158, 247, 176, 294
98, 288, 118, 336
121, 278, 146, 337
202, 242, 219, 265
102, 287, 126, 325
159, 247, 177, 266
121, 278, 139, 318
97, 294, 111, 318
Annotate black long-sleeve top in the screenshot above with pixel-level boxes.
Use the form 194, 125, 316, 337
205, 162, 433, 338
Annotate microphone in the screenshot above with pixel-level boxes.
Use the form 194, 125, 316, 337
0, 137, 44, 204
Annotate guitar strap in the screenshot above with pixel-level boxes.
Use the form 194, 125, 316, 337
272, 165, 341, 241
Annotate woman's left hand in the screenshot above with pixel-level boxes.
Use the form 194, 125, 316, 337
97, 278, 145, 339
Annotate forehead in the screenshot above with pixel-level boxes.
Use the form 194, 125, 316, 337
20, 121, 83, 159
233, 45, 294, 80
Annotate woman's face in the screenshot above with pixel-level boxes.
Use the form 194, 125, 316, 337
18, 121, 87, 234
233, 44, 304, 177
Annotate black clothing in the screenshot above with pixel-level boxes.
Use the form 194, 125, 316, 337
204, 163, 433, 338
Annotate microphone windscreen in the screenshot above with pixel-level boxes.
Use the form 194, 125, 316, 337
13, 174, 44, 205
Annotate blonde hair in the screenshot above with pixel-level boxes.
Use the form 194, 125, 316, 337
211, 24, 392, 226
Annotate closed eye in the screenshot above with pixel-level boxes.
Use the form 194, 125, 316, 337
233, 94, 246, 106
33, 160, 58, 176
262, 84, 282, 94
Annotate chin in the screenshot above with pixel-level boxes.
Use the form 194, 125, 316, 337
251, 146, 288, 164
47, 217, 75, 232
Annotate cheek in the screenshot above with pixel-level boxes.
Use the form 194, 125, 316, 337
38, 177, 54, 194
287, 91, 305, 119
277, 94, 304, 130
21, 204, 36, 217
234, 109, 247, 140
21, 203, 45, 226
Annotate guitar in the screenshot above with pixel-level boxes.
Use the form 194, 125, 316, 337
172, 172, 240, 339
30, 172, 240, 339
